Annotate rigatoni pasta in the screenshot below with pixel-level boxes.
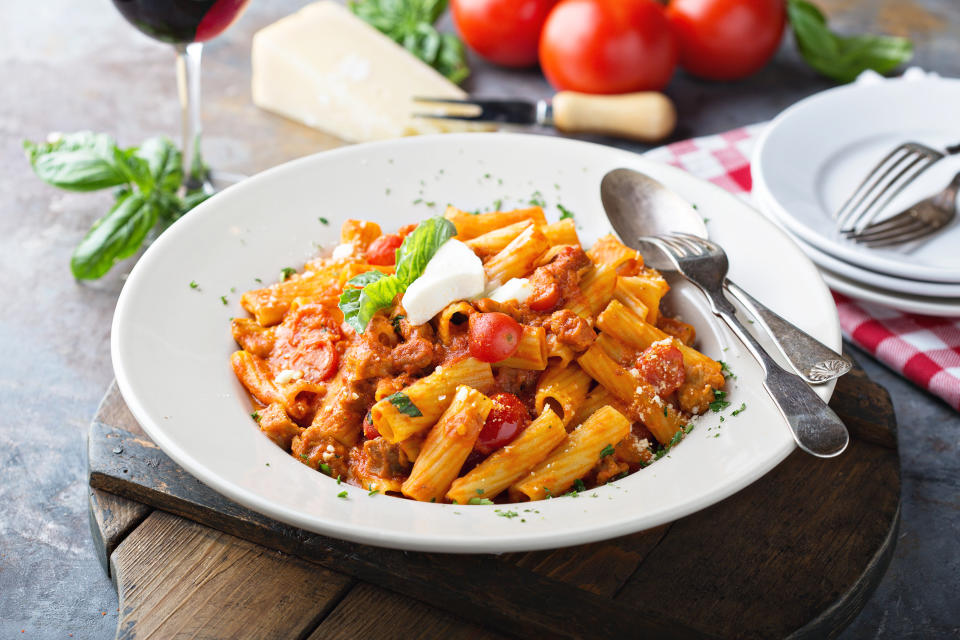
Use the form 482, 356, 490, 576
230, 206, 726, 504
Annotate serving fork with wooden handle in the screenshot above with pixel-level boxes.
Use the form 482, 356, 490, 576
414, 91, 677, 143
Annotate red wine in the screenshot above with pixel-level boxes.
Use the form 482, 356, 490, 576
112, 0, 251, 44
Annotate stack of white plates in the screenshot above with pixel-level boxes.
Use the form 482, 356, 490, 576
751, 76, 960, 316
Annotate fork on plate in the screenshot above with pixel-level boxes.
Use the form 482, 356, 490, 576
843, 171, 960, 247
835, 141, 960, 233
637, 232, 850, 458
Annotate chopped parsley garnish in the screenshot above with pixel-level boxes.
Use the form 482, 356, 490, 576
475, 489, 484, 495
319, 463, 331, 475
230, 287, 236, 293
492, 198, 503, 211
280, 267, 297, 281
250, 411, 260, 422
391, 315, 405, 333
220, 295, 228, 306
709, 389, 731, 413
368, 485, 379, 496
495, 509, 519, 518
413, 198, 423, 205
336, 475, 342, 485
469, 497, 494, 505
599, 444, 615, 458
663, 406, 669, 418
254, 277, 263, 284
388, 392, 423, 417
318, 216, 329, 225
573, 479, 586, 493
692, 203, 699, 210
300, 454, 309, 460
669, 430, 683, 448
543, 487, 553, 499
732, 403, 747, 416
683, 423, 695, 434
337, 490, 348, 498
189, 280, 199, 289
265, 462, 270, 467
557, 204, 575, 220
719, 361, 737, 379
529, 190, 546, 207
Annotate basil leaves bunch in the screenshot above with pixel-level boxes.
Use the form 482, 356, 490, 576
24, 132, 208, 280
349, 0, 469, 84
339, 216, 456, 333
788, 0, 913, 83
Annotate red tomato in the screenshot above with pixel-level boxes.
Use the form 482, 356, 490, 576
469, 312, 523, 362
451, 0, 559, 67
539, 0, 677, 94
666, 0, 785, 81
477, 393, 530, 454
636, 341, 686, 396
365, 234, 403, 265
526, 270, 561, 312
362, 412, 378, 440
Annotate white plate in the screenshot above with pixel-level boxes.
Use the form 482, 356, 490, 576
752, 77, 960, 284
753, 181, 960, 299
112, 133, 839, 553
821, 269, 960, 317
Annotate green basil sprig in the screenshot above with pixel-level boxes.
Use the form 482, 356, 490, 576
348, 0, 469, 84
788, 0, 913, 83
24, 132, 209, 280
338, 216, 456, 333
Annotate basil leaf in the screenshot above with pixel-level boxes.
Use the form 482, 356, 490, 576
23, 132, 129, 192
71, 191, 159, 280
387, 392, 423, 417
337, 217, 456, 333
135, 136, 182, 194
349, 0, 469, 83
788, 0, 913, 83
394, 216, 457, 285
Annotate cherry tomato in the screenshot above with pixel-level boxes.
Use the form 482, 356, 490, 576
539, 0, 677, 94
451, 0, 559, 67
469, 312, 523, 363
362, 411, 378, 440
666, 0, 785, 81
636, 341, 686, 396
365, 234, 403, 266
476, 393, 530, 454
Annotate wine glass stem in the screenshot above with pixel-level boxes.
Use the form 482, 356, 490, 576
175, 42, 211, 193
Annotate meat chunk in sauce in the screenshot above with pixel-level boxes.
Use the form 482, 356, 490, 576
362, 437, 412, 478
526, 246, 591, 312
547, 309, 596, 351
257, 403, 302, 450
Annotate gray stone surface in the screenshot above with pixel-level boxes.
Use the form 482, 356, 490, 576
0, 0, 957, 637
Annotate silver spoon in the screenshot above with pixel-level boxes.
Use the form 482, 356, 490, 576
600, 168, 852, 385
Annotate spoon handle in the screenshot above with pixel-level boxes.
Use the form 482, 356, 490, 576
704, 289, 850, 458
724, 279, 852, 384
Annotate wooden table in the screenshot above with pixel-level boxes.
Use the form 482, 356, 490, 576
2, 0, 959, 638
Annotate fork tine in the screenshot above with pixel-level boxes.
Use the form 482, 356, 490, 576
835, 145, 912, 225
665, 234, 706, 255
850, 217, 927, 243
842, 208, 915, 237
845, 155, 939, 232
412, 113, 485, 122
860, 224, 942, 247
656, 235, 689, 254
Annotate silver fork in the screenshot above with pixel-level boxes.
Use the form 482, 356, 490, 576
843, 170, 960, 247
638, 233, 850, 458
836, 141, 960, 232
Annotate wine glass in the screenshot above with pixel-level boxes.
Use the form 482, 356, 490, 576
111, 0, 252, 193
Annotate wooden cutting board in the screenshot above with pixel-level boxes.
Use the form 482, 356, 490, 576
88, 354, 899, 639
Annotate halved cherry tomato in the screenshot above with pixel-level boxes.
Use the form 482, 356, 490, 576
469, 312, 523, 363
636, 341, 686, 396
365, 234, 404, 265
476, 392, 530, 454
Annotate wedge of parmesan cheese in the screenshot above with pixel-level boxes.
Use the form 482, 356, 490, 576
251, 1, 492, 142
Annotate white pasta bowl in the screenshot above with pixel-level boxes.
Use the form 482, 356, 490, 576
112, 133, 840, 553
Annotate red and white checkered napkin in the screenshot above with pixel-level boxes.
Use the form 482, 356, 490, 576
644, 125, 960, 411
